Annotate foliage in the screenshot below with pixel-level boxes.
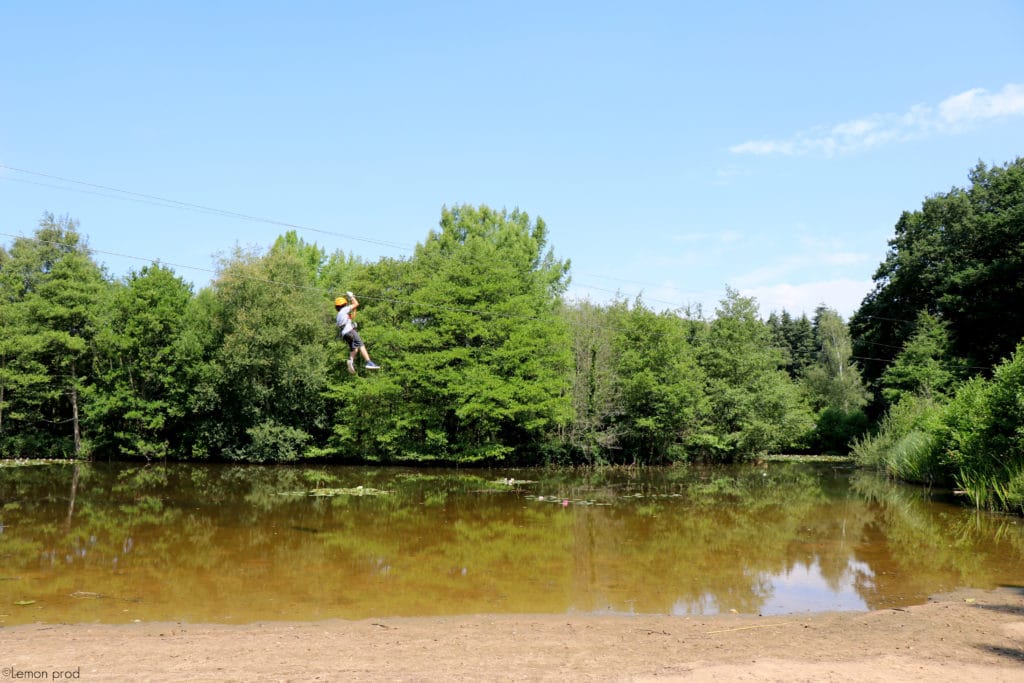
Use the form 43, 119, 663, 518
850, 395, 950, 485
88, 264, 195, 459
943, 343, 1024, 512
880, 311, 964, 405
3, 178, 1018, 490
851, 157, 1024, 387
767, 310, 815, 378
185, 236, 332, 461
800, 307, 870, 452
0, 215, 106, 457
562, 300, 619, 464
321, 206, 573, 464
847, 158, 1024, 509
696, 289, 814, 459
607, 301, 707, 464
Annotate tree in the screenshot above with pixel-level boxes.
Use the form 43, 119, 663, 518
697, 289, 814, 459
881, 311, 964, 405
610, 302, 708, 463
851, 158, 1024, 386
187, 238, 332, 461
562, 300, 619, 464
324, 205, 573, 464
943, 342, 1024, 512
0, 214, 107, 457
771, 311, 815, 378
88, 264, 195, 459
804, 307, 870, 413
802, 307, 870, 451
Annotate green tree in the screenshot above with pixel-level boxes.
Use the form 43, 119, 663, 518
324, 205, 573, 464
851, 158, 1024, 386
943, 343, 1024, 512
611, 301, 708, 463
88, 264, 195, 459
188, 238, 332, 461
0, 215, 107, 457
771, 311, 815, 378
802, 307, 870, 452
804, 307, 870, 413
881, 311, 964, 405
697, 289, 814, 459
562, 300, 619, 464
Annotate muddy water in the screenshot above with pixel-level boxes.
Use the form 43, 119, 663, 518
1, 462, 1022, 625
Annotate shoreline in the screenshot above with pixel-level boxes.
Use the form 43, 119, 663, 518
2, 586, 1022, 681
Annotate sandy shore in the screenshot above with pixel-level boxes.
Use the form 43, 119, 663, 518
2, 587, 1022, 681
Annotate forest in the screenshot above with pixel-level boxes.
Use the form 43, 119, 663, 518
1, 158, 1022, 513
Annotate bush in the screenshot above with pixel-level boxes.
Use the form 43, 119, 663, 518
851, 395, 950, 484
812, 407, 869, 454
234, 421, 311, 463
943, 343, 1024, 511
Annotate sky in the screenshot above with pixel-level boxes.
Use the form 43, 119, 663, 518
2, 1, 1023, 319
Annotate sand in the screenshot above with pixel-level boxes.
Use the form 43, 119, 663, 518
2, 587, 1022, 681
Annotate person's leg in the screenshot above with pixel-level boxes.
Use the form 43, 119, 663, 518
346, 335, 358, 373
357, 339, 380, 369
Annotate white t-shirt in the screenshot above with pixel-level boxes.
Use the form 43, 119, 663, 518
336, 305, 356, 336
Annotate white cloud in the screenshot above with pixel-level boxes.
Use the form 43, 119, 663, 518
939, 83, 1024, 124
730, 83, 1024, 157
741, 278, 874, 319
668, 231, 712, 244
732, 250, 868, 288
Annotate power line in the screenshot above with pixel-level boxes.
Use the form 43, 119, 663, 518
569, 282, 703, 310
0, 231, 581, 326
2, 163, 881, 320
0, 164, 415, 253
851, 355, 990, 372
2, 164, 700, 312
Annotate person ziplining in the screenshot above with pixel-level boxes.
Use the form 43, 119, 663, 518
335, 291, 381, 374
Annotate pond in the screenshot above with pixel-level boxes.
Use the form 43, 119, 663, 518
1, 461, 1022, 625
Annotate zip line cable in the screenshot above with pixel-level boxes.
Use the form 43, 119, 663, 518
3, 163, 910, 323
0, 230, 582, 326
2, 232, 987, 373
2, 163, 718, 303
0, 230, 777, 329
0, 164, 415, 253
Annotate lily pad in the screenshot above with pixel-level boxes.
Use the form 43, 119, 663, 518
14, 600, 36, 606
70, 591, 104, 599
309, 486, 390, 497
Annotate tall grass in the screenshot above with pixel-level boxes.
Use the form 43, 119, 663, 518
850, 395, 950, 485
955, 463, 1024, 515
943, 346, 1024, 513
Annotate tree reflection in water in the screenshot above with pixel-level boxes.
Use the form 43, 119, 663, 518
0, 462, 1021, 625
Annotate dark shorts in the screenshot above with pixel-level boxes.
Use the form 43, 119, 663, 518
342, 329, 364, 351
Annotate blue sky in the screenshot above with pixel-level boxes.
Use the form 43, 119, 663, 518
2, 1, 1022, 319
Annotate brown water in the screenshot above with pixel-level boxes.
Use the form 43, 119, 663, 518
1, 462, 1022, 625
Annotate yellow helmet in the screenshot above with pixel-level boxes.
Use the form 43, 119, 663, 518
334, 296, 347, 306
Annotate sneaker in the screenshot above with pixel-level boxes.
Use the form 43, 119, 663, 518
365, 361, 381, 370
346, 359, 355, 374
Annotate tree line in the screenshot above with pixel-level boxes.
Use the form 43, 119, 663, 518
0, 205, 861, 466
848, 158, 1024, 514
2, 159, 1022, 511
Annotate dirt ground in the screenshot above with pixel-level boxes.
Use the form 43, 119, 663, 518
2, 587, 1023, 682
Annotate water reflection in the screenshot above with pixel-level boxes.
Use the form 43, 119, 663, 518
0, 462, 1021, 625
